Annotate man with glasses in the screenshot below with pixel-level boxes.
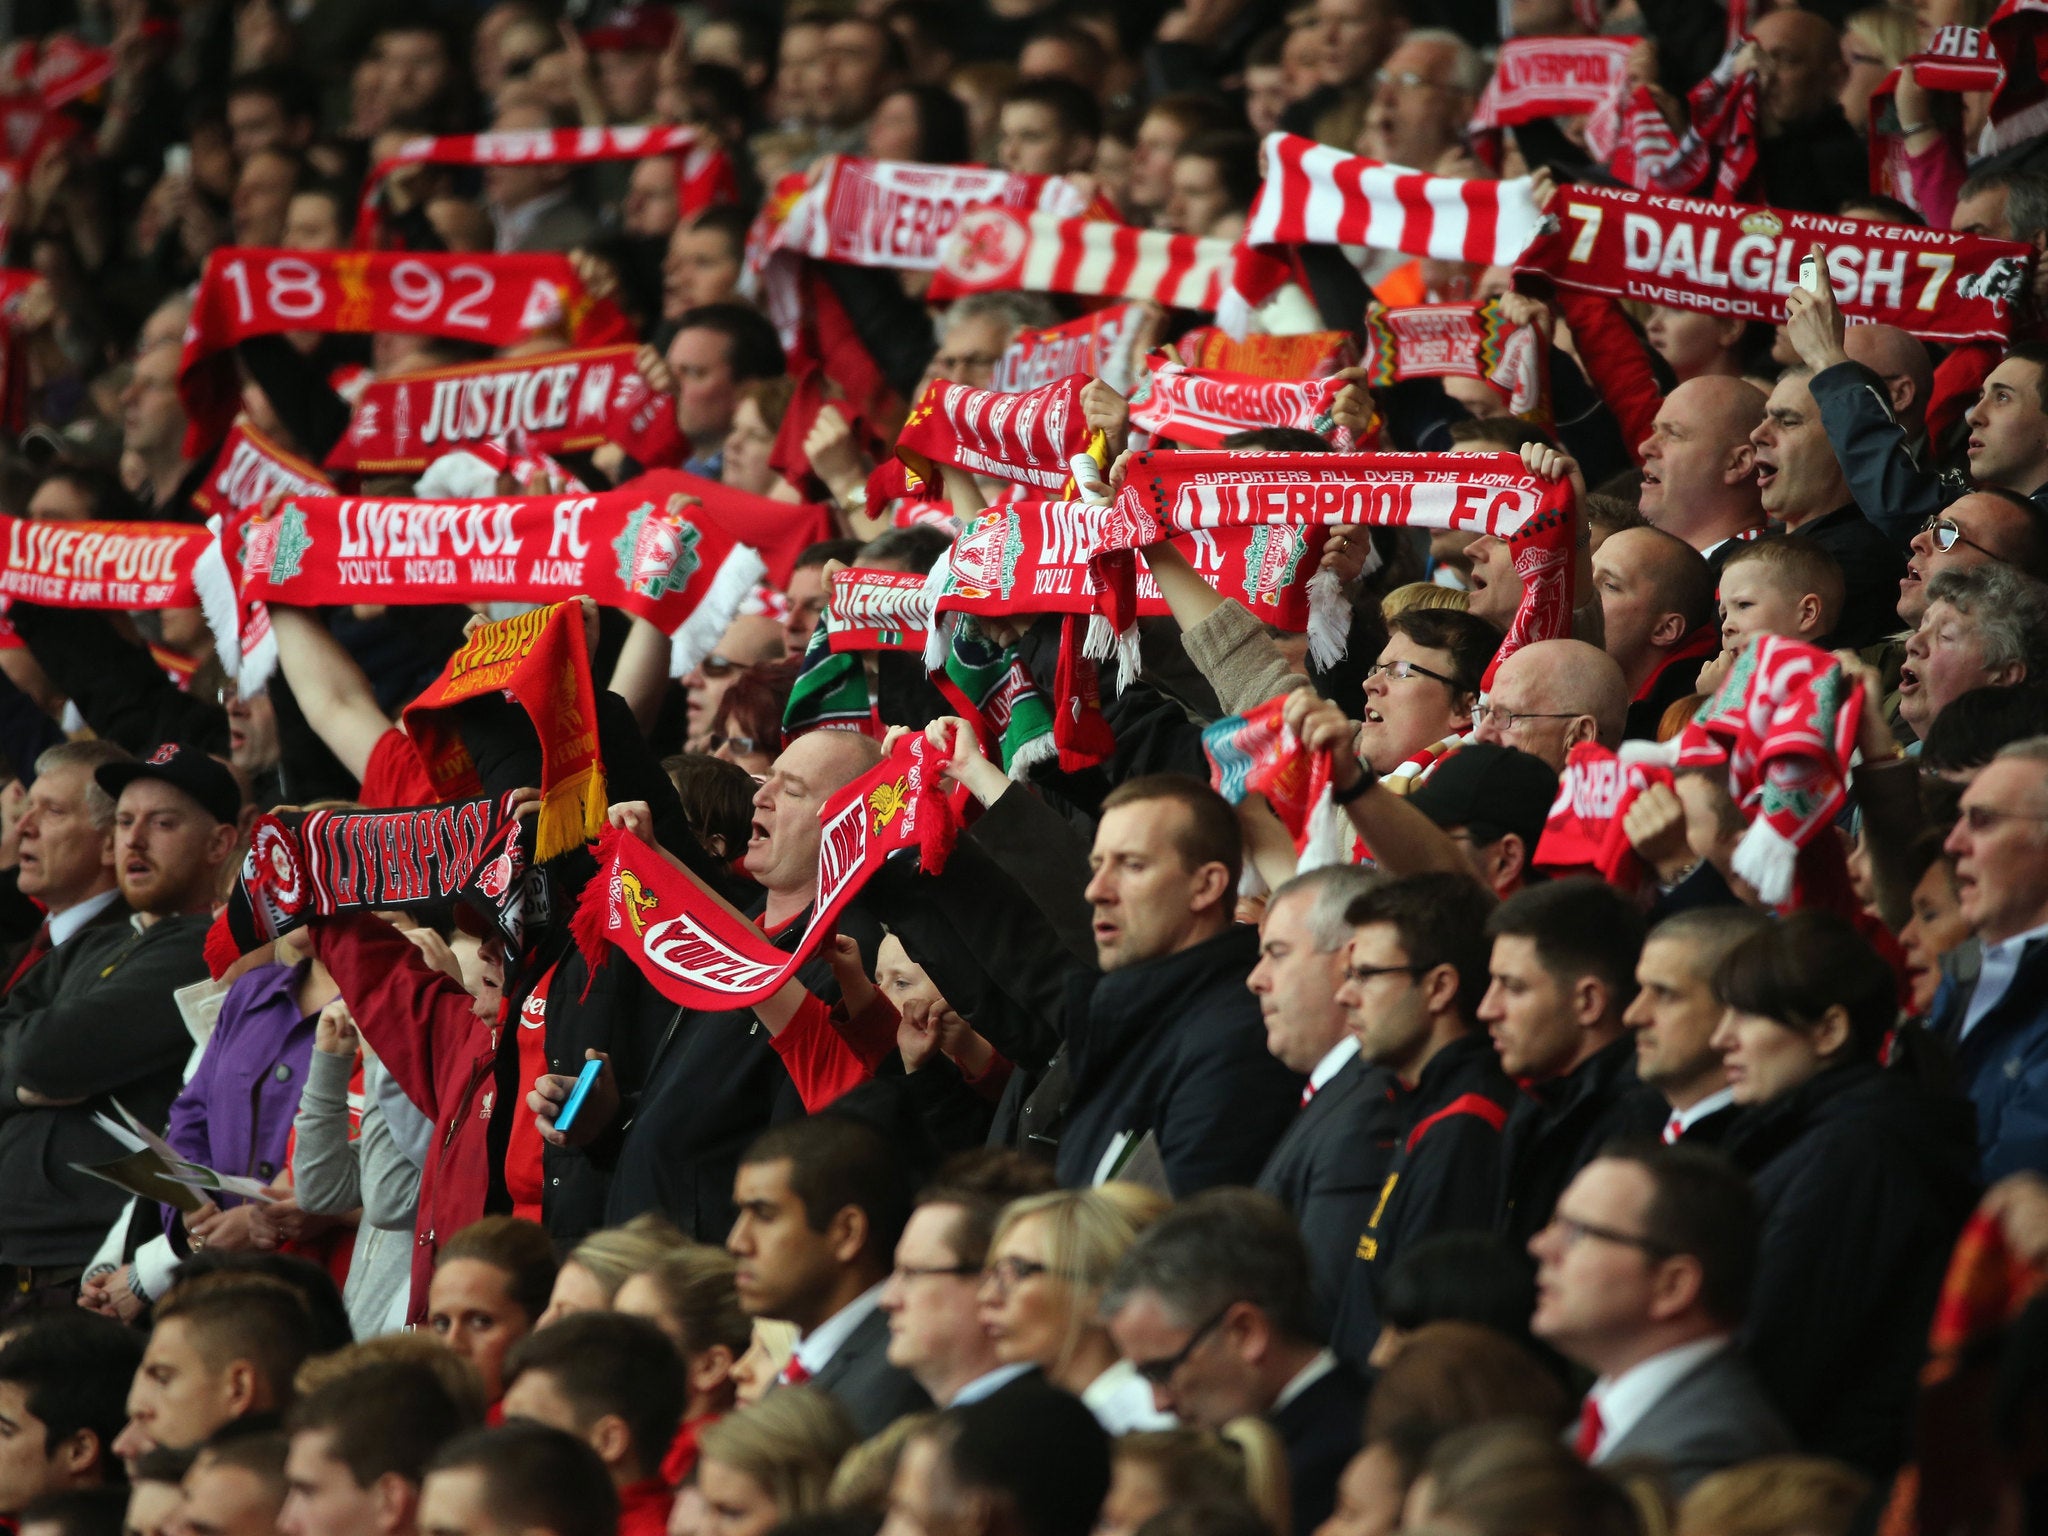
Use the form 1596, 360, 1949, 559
1355, 31, 1482, 176
1933, 738, 2048, 1180
1356, 610, 1498, 777
1326, 874, 1514, 1369
1467, 639, 1628, 773
1530, 1145, 1791, 1494
1102, 1190, 1367, 1536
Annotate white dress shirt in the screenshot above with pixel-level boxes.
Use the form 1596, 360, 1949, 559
1672, 1086, 1735, 1137
1307, 1037, 1359, 1096
949, 1362, 1034, 1406
787, 1280, 887, 1381
48, 887, 120, 946
1963, 922, 2048, 1039
1271, 1348, 1339, 1414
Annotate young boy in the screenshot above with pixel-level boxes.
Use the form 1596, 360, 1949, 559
1709, 537, 1845, 686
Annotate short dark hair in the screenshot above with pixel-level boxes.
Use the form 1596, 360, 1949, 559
1594, 1142, 1759, 1327
1103, 1189, 1317, 1343
426, 1425, 618, 1536
1388, 609, 1501, 700
225, 65, 317, 121
1177, 131, 1261, 216
196, 1425, 290, 1489
1711, 911, 1893, 1062
925, 1384, 1110, 1536
1919, 682, 2048, 775
857, 524, 954, 573
1099, 774, 1243, 893
153, 1277, 321, 1415
17, 1487, 129, 1536
675, 304, 787, 384
1345, 872, 1498, 1024
167, 1253, 353, 1355
1371, 1231, 1538, 1344
1839, 192, 1921, 225
795, 538, 863, 572
0, 1314, 144, 1473
503, 1315, 685, 1483
284, 1359, 480, 1491
1217, 427, 1333, 452
437, 1217, 558, 1327
741, 1114, 913, 1271
1001, 76, 1102, 142
2002, 340, 2048, 414
1485, 877, 1644, 1012
1141, 92, 1238, 142
685, 204, 753, 254
915, 1150, 1059, 1271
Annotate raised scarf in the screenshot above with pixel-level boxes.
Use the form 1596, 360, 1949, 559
1168, 327, 1359, 378
927, 209, 1240, 312
1583, 41, 1757, 201
893, 373, 1102, 495
572, 731, 964, 1009
996, 304, 1142, 395
1469, 37, 1638, 130
402, 603, 606, 864
1361, 299, 1548, 421
325, 344, 642, 472
1532, 741, 1665, 889
1867, 26, 2005, 210
1127, 364, 1348, 448
1203, 694, 1334, 854
355, 126, 733, 246
1984, 0, 2048, 155
179, 248, 631, 456
0, 513, 227, 614
1515, 186, 2034, 346
1222, 133, 1544, 334
190, 422, 335, 518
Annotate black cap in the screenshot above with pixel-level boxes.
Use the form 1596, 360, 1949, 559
1406, 742, 1558, 853
96, 743, 242, 827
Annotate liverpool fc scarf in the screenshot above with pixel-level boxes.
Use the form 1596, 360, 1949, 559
1222, 134, 1544, 334
355, 126, 733, 245
1516, 187, 2033, 345
1469, 37, 1638, 130
1360, 300, 1549, 421
326, 345, 643, 472
996, 305, 1141, 395
1169, 326, 1358, 378
403, 603, 606, 863
190, 422, 335, 518
1203, 694, 1335, 854
179, 248, 632, 455
0, 513, 227, 614
928, 209, 1239, 312
1127, 364, 1347, 448
573, 731, 964, 1010
893, 374, 1102, 494
1533, 741, 1665, 889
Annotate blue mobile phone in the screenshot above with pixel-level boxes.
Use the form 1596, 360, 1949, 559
554, 1058, 604, 1135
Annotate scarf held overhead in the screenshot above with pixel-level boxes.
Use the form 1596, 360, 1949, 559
189, 421, 334, 518
573, 732, 964, 1009
893, 373, 1101, 494
928, 210, 1239, 312
1470, 37, 1639, 130
0, 514, 223, 612
1128, 364, 1347, 448
1361, 300, 1548, 419
1517, 185, 2033, 345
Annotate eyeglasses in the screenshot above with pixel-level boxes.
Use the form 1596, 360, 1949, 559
1547, 1213, 1673, 1258
981, 1257, 1052, 1293
1958, 804, 2048, 833
1365, 659, 1466, 690
1130, 1305, 1234, 1387
708, 733, 762, 757
1470, 703, 1580, 731
1920, 515, 2000, 559
697, 654, 744, 679
1373, 68, 1451, 92
1342, 962, 1425, 986
894, 1262, 982, 1283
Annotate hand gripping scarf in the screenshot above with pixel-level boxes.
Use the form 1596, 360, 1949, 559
326, 344, 644, 473
1532, 740, 1669, 889
208, 792, 536, 978
892, 373, 1104, 496
179, 248, 632, 456
782, 568, 935, 738
354, 126, 733, 246
1221, 133, 1545, 336
1360, 299, 1550, 423
927, 209, 1239, 312
1469, 37, 1639, 132
1620, 634, 1863, 909
401, 603, 606, 864
1515, 185, 2035, 346
1127, 364, 1350, 449
1590, 42, 1759, 202
1203, 694, 1336, 855
572, 731, 966, 1010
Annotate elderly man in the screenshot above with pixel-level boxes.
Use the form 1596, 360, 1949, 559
1591, 529, 1720, 739
1470, 639, 1628, 773
1897, 565, 2048, 745
1898, 490, 2048, 629
1637, 379, 1770, 568
1937, 738, 2048, 1178
1356, 30, 1482, 172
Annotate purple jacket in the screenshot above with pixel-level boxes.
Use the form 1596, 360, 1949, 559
160, 960, 325, 1233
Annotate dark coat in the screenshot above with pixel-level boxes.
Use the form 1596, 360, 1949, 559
1722, 1062, 1979, 1475
1496, 1033, 1641, 1246
1598, 1347, 1795, 1497
1928, 934, 2048, 1180
803, 1305, 933, 1439
1269, 1359, 1370, 1536
1792, 505, 1908, 651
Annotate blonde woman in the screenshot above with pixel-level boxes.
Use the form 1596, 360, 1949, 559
693, 1387, 859, 1536
1839, 7, 1921, 131
612, 1244, 755, 1483
538, 1212, 689, 1325
979, 1185, 1175, 1434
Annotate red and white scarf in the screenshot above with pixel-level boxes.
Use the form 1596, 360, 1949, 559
0, 513, 228, 615
354, 125, 733, 246
1517, 186, 2034, 345
1985, 0, 2048, 155
1361, 299, 1548, 420
1222, 133, 1544, 334
190, 421, 336, 518
1586, 42, 1759, 201
1127, 364, 1348, 448
179, 248, 632, 457
892, 374, 1101, 494
1470, 37, 1638, 131
1534, 741, 1664, 889
927, 209, 1237, 311
1869, 22, 2024, 209
996, 304, 1141, 395
326, 344, 643, 473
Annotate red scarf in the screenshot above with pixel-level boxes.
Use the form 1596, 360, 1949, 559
1534, 741, 1666, 888
1516, 186, 2033, 345
997, 305, 1141, 394
1985, 0, 2048, 155
1128, 364, 1346, 448
326, 344, 642, 472
894, 374, 1100, 494
572, 732, 964, 1008
1470, 37, 1638, 130
179, 248, 632, 456
355, 126, 733, 245
190, 422, 335, 518
1202, 694, 1334, 853
0, 514, 223, 613
403, 603, 606, 863
1586, 42, 1758, 200
1361, 299, 1548, 421
1867, 27, 2005, 208
1169, 326, 1358, 378
668, 474, 833, 589
928, 209, 1237, 311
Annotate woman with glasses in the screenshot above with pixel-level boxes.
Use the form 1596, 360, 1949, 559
1708, 914, 1976, 1477
979, 1186, 1176, 1434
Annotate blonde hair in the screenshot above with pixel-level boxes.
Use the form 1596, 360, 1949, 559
988, 1186, 1166, 1374
292, 1333, 488, 1422
567, 1213, 689, 1300
1380, 582, 1471, 619
696, 1387, 859, 1519
628, 1241, 752, 1358
1114, 1421, 1293, 1536
1674, 1457, 1870, 1536
1843, 6, 1921, 70
827, 1412, 938, 1512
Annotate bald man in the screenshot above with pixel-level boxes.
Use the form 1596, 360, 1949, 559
1470, 639, 1629, 772
1751, 10, 1866, 213
1637, 378, 1769, 569
1593, 529, 1720, 738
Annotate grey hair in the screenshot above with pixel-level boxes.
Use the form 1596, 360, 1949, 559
1269, 865, 1381, 953
1403, 28, 1489, 96
1923, 564, 2048, 677
943, 291, 1061, 342
1994, 735, 2048, 770
1100, 1188, 1317, 1343
2006, 173, 2048, 243
33, 739, 133, 832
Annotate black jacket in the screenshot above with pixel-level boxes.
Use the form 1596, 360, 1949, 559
1808, 360, 1939, 549
1757, 108, 1870, 214
1256, 1053, 1401, 1339
1331, 1033, 1515, 1367
803, 1303, 934, 1438
1269, 1358, 1370, 1536
1721, 1062, 1978, 1476
1791, 505, 1908, 650
1496, 1033, 1641, 1245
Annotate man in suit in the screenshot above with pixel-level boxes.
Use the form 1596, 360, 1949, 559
1, 741, 132, 997
1531, 1143, 1792, 1495
1103, 1190, 1367, 1536
1249, 866, 1396, 1334
486, 102, 600, 254
1619, 909, 1769, 1148
728, 1114, 932, 1436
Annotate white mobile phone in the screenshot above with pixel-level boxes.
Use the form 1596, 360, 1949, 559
1799, 255, 1823, 295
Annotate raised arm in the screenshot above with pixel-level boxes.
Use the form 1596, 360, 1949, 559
267, 605, 394, 784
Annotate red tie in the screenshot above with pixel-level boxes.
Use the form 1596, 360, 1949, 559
1662, 1112, 1683, 1145
1573, 1398, 1603, 1462
1300, 1081, 1316, 1107
777, 1356, 811, 1387
4, 922, 52, 997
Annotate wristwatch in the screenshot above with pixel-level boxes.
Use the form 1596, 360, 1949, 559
1329, 767, 1374, 805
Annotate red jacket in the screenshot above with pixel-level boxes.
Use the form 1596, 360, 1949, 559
1554, 288, 1663, 467
312, 912, 498, 1326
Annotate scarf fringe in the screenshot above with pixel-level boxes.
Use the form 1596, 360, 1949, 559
192, 528, 245, 688
238, 624, 280, 698
1305, 570, 1350, 670
919, 556, 956, 672
670, 544, 769, 679
1080, 613, 1141, 693
1296, 784, 1352, 873
1732, 818, 1799, 907
537, 764, 608, 865
1006, 729, 1059, 783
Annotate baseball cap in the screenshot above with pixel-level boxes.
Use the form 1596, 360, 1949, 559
1405, 742, 1558, 853
583, 5, 678, 52
96, 743, 243, 827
